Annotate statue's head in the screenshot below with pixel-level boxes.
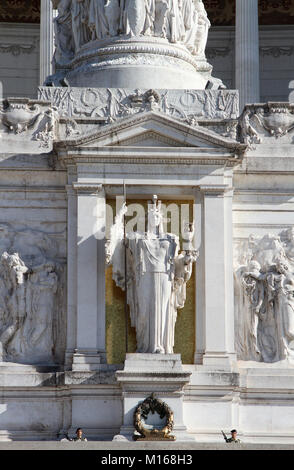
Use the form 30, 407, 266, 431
148, 195, 164, 235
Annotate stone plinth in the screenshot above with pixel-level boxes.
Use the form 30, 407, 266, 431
63, 37, 210, 89
115, 354, 193, 442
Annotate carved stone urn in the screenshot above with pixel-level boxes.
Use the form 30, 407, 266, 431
1, 99, 40, 134
261, 106, 294, 137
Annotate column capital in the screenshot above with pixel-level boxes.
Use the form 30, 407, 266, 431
199, 184, 232, 196
72, 183, 103, 194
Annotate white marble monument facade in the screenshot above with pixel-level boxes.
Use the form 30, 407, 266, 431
0, 1, 294, 444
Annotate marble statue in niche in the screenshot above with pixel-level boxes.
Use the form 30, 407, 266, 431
106, 196, 198, 354
235, 228, 294, 363
0, 224, 66, 365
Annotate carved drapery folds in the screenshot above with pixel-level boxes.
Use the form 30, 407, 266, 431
0, 224, 66, 365
235, 228, 294, 363
52, 0, 211, 65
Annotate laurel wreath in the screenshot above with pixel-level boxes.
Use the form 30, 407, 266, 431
134, 394, 174, 439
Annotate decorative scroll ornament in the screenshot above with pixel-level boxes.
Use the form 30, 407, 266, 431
133, 394, 175, 441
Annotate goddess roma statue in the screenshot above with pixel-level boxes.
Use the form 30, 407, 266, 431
106, 196, 198, 354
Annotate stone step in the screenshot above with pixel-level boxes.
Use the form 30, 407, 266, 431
0, 441, 293, 450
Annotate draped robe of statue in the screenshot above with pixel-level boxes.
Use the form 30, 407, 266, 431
127, 233, 178, 353
53, 0, 75, 64
71, 0, 91, 50
143, 0, 156, 36
167, 0, 185, 43
120, 0, 147, 36
195, 0, 210, 56
182, 0, 199, 53
106, 197, 198, 354
89, 0, 109, 40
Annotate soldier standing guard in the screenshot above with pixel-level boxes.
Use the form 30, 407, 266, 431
222, 429, 241, 443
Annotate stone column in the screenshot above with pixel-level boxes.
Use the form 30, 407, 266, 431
235, 0, 260, 111
199, 185, 236, 370
72, 183, 106, 371
40, 0, 55, 85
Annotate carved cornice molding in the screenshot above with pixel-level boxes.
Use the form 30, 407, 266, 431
260, 46, 294, 57
60, 156, 239, 167
55, 110, 244, 152
206, 47, 231, 60
72, 182, 103, 194
199, 184, 232, 195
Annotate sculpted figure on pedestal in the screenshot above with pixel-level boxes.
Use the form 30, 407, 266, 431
106, 196, 198, 354
194, 0, 210, 56
241, 261, 266, 359
89, 0, 110, 40
105, 0, 121, 37
51, 0, 212, 57
153, 0, 169, 37
182, 0, 199, 54
235, 229, 294, 363
120, 0, 147, 37
52, 0, 75, 64
71, 0, 91, 50
0, 253, 28, 361
143, 0, 156, 36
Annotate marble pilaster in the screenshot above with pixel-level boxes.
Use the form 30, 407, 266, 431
72, 183, 106, 371
200, 185, 236, 370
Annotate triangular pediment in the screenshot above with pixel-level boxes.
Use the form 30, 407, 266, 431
60, 111, 245, 154
112, 129, 192, 147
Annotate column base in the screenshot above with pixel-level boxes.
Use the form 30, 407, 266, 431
202, 352, 237, 371
115, 353, 192, 442
72, 349, 106, 371
194, 351, 204, 365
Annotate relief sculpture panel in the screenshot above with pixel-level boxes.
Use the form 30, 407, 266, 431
0, 224, 66, 365
235, 228, 294, 363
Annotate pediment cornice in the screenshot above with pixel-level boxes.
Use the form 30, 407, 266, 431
55, 111, 246, 153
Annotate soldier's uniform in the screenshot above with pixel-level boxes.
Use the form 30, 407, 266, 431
226, 437, 241, 443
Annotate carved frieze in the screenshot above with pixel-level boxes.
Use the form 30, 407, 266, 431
38, 87, 239, 128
